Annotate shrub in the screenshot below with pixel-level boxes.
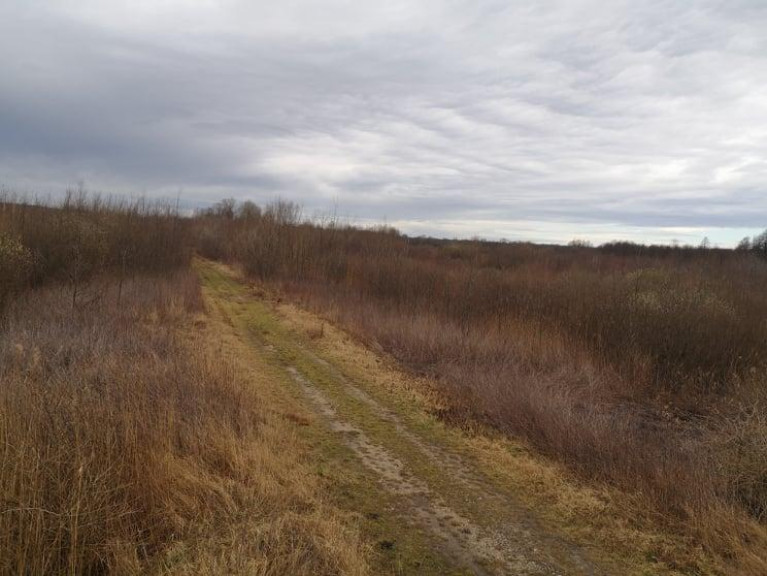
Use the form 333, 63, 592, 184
0, 235, 33, 311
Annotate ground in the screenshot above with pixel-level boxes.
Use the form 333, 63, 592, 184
195, 259, 707, 576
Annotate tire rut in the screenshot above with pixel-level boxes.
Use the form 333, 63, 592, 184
297, 348, 601, 575
287, 367, 544, 575
285, 357, 602, 576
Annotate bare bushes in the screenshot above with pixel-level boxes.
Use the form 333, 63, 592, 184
0, 192, 191, 310
296, 288, 767, 571
714, 406, 767, 521
199, 201, 767, 401
0, 192, 370, 575
193, 201, 767, 569
0, 234, 34, 309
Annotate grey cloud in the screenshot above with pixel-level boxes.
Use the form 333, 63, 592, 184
1, 0, 767, 244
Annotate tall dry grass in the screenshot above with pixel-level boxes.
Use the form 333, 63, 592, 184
0, 195, 369, 575
196, 200, 767, 572
0, 270, 368, 576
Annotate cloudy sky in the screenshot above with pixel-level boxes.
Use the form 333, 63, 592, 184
2, 0, 766, 245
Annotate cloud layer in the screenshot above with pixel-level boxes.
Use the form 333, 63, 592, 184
2, 0, 767, 244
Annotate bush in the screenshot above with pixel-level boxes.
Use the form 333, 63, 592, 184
0, 235, 33, 311
0, 193, 191, 309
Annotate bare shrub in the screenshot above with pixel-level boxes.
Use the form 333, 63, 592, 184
0, 192, 191, 306
0, 234, 34, 310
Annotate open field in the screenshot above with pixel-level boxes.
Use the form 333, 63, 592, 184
0, 198, 370, 575
5, 1, 767, 574
196, 258, 732, 575
196, 200, 767, 574
1, 196, 766, 574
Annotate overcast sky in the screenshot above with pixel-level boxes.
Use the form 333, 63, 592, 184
2, 1, 766, 245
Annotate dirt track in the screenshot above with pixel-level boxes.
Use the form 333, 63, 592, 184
198, 260, 634, 575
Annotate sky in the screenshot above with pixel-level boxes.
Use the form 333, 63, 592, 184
1, 0, 766, 246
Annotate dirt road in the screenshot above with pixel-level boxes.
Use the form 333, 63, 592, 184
197, 260, 637, 575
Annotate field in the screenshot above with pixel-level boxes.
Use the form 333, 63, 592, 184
196, 200, 767, 573
0, 196, 369, 575
1, 194, 767, 574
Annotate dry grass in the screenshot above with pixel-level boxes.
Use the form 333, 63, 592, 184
195, 200, 767, 573
4, 193, 765, 573
271, 293, 711, 574
0, 270, 369, 575
310, 298, 767, 573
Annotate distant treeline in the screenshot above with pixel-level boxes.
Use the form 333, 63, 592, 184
736, 230, 767, 257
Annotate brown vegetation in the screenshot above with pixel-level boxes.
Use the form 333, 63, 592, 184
196, 199, 767, 573
3, 191, 766, 573
0, 195, 368, 575
0, 191, 190, 312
